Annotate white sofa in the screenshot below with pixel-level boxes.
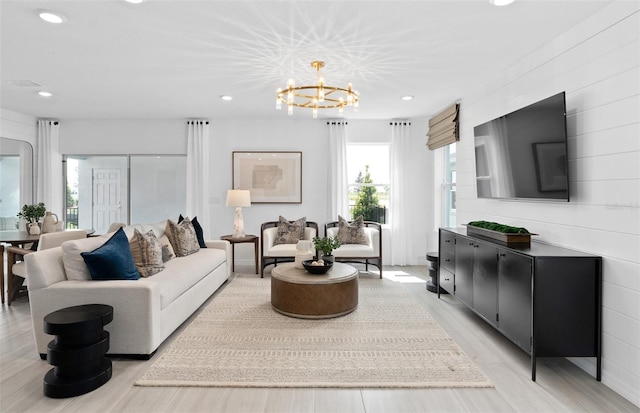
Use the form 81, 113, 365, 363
325, 220, 382, 278
24, 220, 231, 359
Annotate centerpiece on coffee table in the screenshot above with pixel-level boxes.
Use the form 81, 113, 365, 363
302, 259, 333, 275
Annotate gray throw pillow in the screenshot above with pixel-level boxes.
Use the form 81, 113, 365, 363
337, 215, 368, 245
165, 217, 200, 257
130, 229, 165, 277
274, 215, 306, 245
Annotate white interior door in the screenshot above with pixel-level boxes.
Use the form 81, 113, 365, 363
93, 168, 121, 234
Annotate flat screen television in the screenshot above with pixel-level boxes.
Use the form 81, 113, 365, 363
473, 92, 569, 201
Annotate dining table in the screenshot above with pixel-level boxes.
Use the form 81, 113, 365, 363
0, 230, 46, 305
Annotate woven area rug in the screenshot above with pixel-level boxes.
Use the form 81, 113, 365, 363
135, 276, 492, 388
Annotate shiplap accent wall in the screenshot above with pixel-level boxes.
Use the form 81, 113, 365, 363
455, 2, 639, 405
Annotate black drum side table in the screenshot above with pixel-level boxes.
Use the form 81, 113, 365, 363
43, 304, 113, 398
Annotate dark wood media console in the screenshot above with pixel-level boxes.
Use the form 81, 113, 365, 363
438, 228, 602, 381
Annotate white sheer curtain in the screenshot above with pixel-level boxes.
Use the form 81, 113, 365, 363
36, 120, 63, 215
390, 121, 412, 266
186, 120, 211, 238
327, 121, 349, 222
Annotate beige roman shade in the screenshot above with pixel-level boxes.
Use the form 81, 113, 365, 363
426, 103, 459, 150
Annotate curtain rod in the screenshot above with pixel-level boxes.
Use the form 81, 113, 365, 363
390, 121, 411, 126
326, 121, 348, 125
187, 120, 209, 125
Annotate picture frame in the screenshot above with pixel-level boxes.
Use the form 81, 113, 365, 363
532, 142, 568, 192
232, 151, 302, 203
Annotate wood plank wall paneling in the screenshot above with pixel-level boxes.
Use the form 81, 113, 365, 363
455, 2, 640, 406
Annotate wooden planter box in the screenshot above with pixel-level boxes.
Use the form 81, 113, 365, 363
466, 225, 532, 246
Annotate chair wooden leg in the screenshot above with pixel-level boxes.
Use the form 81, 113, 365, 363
0, 245, 4, 305
7, 267, 12, 306
6, 248, 13, 306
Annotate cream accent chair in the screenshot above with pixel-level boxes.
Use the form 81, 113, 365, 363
6, 230, 88, 305
325, 220, 382, 278
260, 221, 318, 277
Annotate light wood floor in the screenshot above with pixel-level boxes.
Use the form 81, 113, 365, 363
1, 265, 637, 413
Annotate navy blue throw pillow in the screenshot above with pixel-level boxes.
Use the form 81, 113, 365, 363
81, 227, 140, 280
179, 214, 207, 248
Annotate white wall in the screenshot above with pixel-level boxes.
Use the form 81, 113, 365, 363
57, 117, 432, 266
59, 120, 186, 155
449, 2, 639, 405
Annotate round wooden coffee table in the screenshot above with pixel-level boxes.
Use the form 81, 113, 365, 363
271, 262, 358, 319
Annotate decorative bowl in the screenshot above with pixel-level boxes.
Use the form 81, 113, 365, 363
302, 259, 333, 275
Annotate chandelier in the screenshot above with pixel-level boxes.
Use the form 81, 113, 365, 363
276, 61, 359, 118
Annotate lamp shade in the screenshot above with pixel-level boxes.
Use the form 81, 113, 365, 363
226, 189, 251, 207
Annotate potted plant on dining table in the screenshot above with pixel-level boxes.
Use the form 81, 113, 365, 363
17, 202, 46, 234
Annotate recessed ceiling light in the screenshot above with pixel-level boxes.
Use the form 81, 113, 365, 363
38, 91, 53, 97
402, 95, 414, 101
37, 10, 67, 24
490, 0, 515, 6
220, 95, 233, 101
125, 0, 144, 4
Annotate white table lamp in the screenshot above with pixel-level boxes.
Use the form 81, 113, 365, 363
226, 189, 251, 238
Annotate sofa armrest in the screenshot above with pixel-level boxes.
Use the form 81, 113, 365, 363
205, 239, 232, 276
25, 247, 67, 289
29, 280, 162, 355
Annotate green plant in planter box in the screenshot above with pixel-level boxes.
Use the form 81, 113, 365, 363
468, 220, 529, 234
312, 236, 341, 257
17, 202, 46, 224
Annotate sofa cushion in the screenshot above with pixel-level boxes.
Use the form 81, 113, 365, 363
81, 228, 141, 280
337, 215, 368, 245
333, 243, 376, 258
266, 243, 300, 257
165, 218, 200, 257
62, 234, 112, 281
123, 219, 167, 240
152, 248, 227, 309
274, 216, 306, 245
130, 229, 164, 277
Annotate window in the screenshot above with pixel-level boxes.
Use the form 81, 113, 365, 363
64, 155, 186, 233
443, 143, 456, 227
346, 144, 389, 224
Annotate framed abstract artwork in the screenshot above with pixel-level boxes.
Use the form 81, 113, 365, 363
232, 151, 302, 203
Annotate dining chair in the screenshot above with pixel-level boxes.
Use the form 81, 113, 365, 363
6, 230, 87, 305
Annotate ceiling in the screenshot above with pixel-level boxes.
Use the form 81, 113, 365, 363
0, 0, 613, 121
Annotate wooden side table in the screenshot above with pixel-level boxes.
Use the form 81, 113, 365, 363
220, 234, 259, 274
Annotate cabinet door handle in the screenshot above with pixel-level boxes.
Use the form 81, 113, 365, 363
499, 253, 506, 257
445, 239, 450, 243
443, 277, 450, 281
